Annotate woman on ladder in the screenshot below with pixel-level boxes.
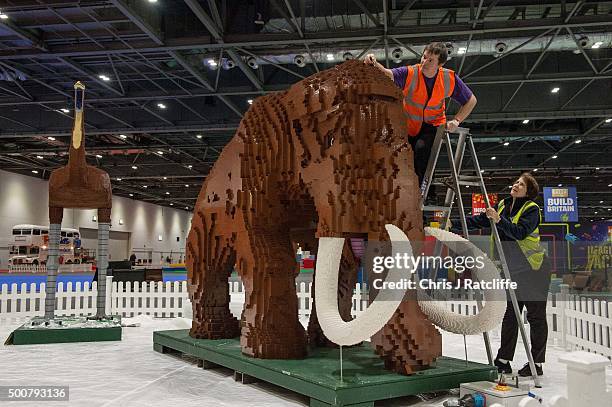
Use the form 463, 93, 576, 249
452, 172, 550, 377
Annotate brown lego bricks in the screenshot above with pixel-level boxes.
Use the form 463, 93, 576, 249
186, 60, 441, 373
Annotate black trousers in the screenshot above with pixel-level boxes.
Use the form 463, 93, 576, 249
408, 123, 438, 187
496, 300, 548, 363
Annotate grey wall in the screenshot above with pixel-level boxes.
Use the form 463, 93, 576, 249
0, 170, 193, 269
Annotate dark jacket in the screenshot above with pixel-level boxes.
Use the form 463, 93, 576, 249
459, 196, 540, 275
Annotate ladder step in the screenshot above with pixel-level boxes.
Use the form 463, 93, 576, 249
423, 205, 451, 212
458, 181, 481, 186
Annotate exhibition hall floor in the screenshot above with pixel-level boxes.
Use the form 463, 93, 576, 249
1, 309, 610, 407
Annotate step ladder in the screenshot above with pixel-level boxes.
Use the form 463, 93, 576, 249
420, 125, 542, 388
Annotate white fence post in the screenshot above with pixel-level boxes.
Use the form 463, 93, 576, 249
559, 283, 568, 349
105, 275, 113, 316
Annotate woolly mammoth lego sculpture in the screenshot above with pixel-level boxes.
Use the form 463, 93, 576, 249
186, 60, 505, 375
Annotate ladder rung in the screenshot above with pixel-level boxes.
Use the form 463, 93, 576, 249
423, 205, 451, 212
458, 181, 481, 186
458, 175, 480, 180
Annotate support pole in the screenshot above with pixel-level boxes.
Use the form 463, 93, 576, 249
44, 222, 61, 319
97, 208, 111, 317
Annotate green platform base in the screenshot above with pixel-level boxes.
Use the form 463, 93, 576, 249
7, 316, 122, 345
153, 329, 496, 407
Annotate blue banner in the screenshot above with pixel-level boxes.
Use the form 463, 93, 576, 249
544, 186, 578, 222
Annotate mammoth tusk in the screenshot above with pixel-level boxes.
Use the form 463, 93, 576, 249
417, 227, 507, 335
315, 224, 413, 346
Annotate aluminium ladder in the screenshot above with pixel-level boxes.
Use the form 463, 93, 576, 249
420, 125, 542, 388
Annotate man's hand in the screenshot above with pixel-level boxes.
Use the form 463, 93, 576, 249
364, 54, 377, 65
485, 207, 500, 223
446, 119, 460, 133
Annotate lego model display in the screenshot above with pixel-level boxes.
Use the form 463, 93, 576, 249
47, 81, 112, 319
185, 60, 503, 375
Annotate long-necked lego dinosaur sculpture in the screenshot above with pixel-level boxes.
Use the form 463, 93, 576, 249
46, 82, 112, 318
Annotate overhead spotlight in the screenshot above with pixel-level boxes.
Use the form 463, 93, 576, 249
552, 155, 558, 159
503, 142, 510, 146
95, 154, 102, 158
119, 134, 127, 139
196, 134, 203, 139
294, 54, 306, 67
143, 185, 147, 188
491, 156, 496, 160
522, 119, 530, 124
592, 41, 603, 49
165, 191, 170, 195
533, 168, 538, 172
32, 170, 38, 174
326, 53, 334, 61
185, 184, 189, 187
170, 203, 174, 206
129, 193, 133, 197
98, 74, 110, 81
495, 42, 508, 54
605, 118, 612, 123
36, 155, 43, 159
132, 165, 138, 170
47, 136, 56, 141
157, 103, 166, 109
247, 57, 258, 69
221, 58, 235, 70
391, 48, 403, 63
163, 176, 167, 180
148, 0, 158, 3
0, 12, 8, 20
185, 206, 189, 210
575, 139, 582, 144
61, 108, 70, 113
457, 47, 467, 55
578, 35, 589, 48
116, 178, 122, 181
187, 165, 193, 169
247, 99, 253, 105
157, 150, 164, 155
551, 87, 560, 93
575, 176, 580, 179
558, 184, 562, 187
206, 58, 218, 69
342, 52, 354, 61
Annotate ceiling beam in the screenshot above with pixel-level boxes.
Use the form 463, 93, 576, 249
110, 0, 164, 45
0, 17, 47, 50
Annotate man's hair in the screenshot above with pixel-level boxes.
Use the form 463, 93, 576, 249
519, 172, 540, 200
423, 42, 449, 65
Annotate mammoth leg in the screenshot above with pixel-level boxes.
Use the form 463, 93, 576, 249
372, 292, 442, 375
238, 226, 307, 359
308, 238, 360, 347
186, 210, 239, 339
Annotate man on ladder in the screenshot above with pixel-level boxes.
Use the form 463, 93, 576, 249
364, 42, 477, 196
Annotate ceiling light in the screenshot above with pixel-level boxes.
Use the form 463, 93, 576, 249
36, 155, 43, 159
157, 150, 164, 155
595, 211, 598, 214
558, 184, 562, 187
596, 167, 600, 170
247, 57, 258, 69
95, 154, 102, 158
157, 103, 166, 109
606, 118, 612, 123
196, 134, 203, 139
185, 207, 189, 210
47, 136, 55, 141
551, 87, 560, 93
32, 170, 38, 174
187, 165, 193, 169
143, 185, 147, 188
608, 184, 611, 187
522, 119, 529, 124
552, 155, 558, 159
457, 47, 467, 55
491, 156, 496, 160
575, 176, 580, 179
591, 41, 603, 49
533, 168, 538, 172
170, 203, 173, 206
98, 74, 110, 81
185, 184, 189, 187
61, 108, 70, 113
163, 176, 167, 180
503, 142, 510, 146
480, 169, 485, 173
148, 0, 158, 3
600, 200, 604, 204
119, 134, 127, 139
131, 165, 137, 169
247, 99, 253, 105
116, 178, 122, 181
326, 53, 334, 61
207, 58, 217, 67
165, 192, 170, 195
575, 139, 582, 144
129, 193, 133, 197
0, 13, 8, 20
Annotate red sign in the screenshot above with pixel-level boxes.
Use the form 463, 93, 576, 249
472, 193, 498, 215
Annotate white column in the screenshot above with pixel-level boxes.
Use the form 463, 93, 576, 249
44, 223, 61, 319
96, 223, 110, 317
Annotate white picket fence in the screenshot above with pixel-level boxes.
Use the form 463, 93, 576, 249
1, 279, 611, 358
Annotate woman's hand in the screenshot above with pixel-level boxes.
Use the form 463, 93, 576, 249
485, 207, 500, 223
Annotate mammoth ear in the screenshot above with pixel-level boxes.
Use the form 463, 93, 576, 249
315, 224, 413, 346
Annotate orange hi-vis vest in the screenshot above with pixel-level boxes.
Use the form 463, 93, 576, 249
402, 64, 456, 137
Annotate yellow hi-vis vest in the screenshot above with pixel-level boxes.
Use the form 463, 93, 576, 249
491, 200, 545, 271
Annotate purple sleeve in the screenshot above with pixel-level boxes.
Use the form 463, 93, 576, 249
451, 75, 473, 105
391, 66, 408, 90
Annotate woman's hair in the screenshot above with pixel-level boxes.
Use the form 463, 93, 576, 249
519, 172, 539, 200
423, 42, 449, 65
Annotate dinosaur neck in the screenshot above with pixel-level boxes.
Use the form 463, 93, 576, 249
68, 110, 87, 170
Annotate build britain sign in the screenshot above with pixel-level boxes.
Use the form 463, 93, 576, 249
544, 186, 578, 222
